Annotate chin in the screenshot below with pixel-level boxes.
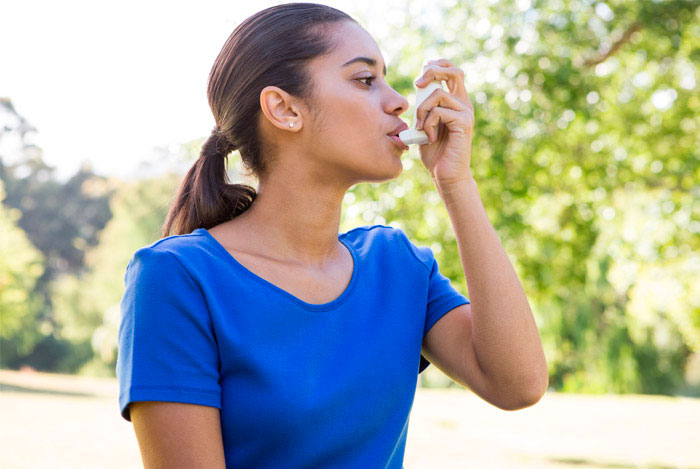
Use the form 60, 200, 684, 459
347, 145, 404, 183
373, 155, 403, 182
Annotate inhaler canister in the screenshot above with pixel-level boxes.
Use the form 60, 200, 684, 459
398, 64, 444, 146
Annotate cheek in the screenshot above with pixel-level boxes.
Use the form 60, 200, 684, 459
332, 90, 377, 129
344, 104, 381, 152
310, 91, 381, 154
322, 104, 374, 143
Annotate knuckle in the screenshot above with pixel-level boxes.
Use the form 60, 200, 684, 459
450, 67, 464, 77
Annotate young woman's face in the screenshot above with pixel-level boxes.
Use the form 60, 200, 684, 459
302, 21, 410, 184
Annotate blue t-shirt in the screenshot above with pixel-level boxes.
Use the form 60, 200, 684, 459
116, 224, 469, 468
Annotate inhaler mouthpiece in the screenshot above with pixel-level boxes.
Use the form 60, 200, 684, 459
397, 128, 429, 146
398, 64, 445, 147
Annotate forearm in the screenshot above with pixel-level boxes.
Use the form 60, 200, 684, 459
436, 174, 548, 402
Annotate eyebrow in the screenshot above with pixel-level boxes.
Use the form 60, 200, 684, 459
342, 56, 387, 77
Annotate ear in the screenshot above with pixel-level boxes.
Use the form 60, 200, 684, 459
259, 86, 303, 131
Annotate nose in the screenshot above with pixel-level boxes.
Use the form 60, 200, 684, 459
384, 85, 410, 116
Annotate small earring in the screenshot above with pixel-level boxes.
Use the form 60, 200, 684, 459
289, 122, 294, 128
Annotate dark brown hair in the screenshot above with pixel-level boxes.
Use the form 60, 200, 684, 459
161, 3, 356, 237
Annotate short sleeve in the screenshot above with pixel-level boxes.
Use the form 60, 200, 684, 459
418, 253, 471, 373
396, 229, 470, 374
116, 247, 222, 422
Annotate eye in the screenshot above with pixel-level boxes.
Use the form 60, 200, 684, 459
357, 76, 376, 87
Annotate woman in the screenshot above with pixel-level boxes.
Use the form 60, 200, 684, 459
116, 3, 548, 468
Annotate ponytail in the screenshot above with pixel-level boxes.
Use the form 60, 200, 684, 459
161, 127, 257, 237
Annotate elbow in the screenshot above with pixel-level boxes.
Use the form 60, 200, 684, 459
522, 377, 549, 408
515, 355, 550, 409
498, 372, 549, 411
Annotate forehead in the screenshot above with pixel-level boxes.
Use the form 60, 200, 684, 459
326, 22, 386, 74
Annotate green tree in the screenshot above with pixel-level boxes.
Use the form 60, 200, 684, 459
24, 0, 700, 395
0, 180, 46, 367
347, 0, 700, 393
0, 97, 118, 370
51, 167, 186, 375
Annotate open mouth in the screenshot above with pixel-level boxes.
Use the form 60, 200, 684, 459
386, 122, 409, 151
387, 134, 408, 151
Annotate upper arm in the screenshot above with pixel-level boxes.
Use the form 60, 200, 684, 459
117, 248, 222, 421
130, 401, 226, 469
421, 303, 502, 408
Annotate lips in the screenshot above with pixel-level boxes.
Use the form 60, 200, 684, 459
387, 134, 408, 150
387, 122, 409, 137
387, 122, 409, 151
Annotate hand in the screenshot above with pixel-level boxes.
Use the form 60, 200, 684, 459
414, 58, 475, 188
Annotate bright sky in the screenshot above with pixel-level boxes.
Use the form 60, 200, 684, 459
1, 0, 407, 182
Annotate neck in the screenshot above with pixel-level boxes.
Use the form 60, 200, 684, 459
233, 173, 348, 269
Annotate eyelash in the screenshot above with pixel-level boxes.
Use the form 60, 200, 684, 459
357, 76, 376, 87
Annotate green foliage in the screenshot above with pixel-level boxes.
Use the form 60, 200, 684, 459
350, 0, 700, 393
0, 158, 114, 276
0, 97, 114, 370
50, 171, 182, 375
0, 180, 46, 365
3, 1, 699, 395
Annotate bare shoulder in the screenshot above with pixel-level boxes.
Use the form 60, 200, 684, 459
207, 219, 244, 247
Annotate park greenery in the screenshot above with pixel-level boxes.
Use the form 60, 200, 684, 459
1, 0, 698, 395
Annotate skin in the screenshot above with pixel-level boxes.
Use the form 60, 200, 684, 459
209, 20, 410, 271
208, 22, 548, 408
130, 17, 548, 469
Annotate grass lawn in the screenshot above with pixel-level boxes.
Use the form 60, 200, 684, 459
1, 369, 699, 468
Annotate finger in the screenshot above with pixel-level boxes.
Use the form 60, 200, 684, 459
419, 58, 473, 113
416, 89, 467, 130
417, 65, 466, 99
428, 59, 474, 112
415, 58, 457, 87
422, 107, 472, 143
427, 58, 455, 67
416, 64, 468, 104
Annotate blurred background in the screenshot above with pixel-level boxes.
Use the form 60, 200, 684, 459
1, 0, 699, 467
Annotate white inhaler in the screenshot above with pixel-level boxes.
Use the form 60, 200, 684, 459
398, 64, 446, 146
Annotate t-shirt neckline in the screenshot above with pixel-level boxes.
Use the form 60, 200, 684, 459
194, 227, 359, 312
